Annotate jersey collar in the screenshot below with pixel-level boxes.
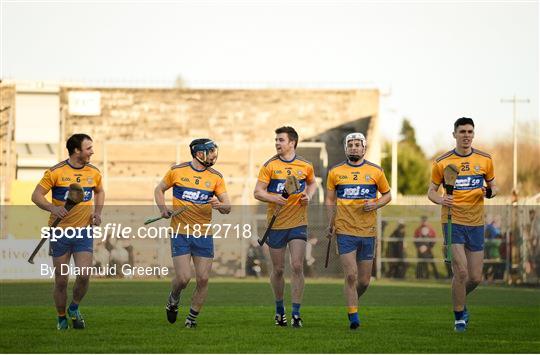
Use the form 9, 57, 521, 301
278, 154, 296, 163
189, 162, 207, 172
66, 159, 85, 170
346, 160, 366, 168
453, 148, 473, 157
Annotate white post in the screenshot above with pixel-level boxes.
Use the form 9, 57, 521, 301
501, 95, 530, 193
103, 141, 108, 192
380, 88, 399, 202
391, 121, 398, 199
512, 95, 517, 191
376, 209, 382, 279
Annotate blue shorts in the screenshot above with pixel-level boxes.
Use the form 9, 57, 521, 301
336, 235, 375, 261
443, 223, 484, 252
49, 227, 93, 257
266, 225, 307, 249
171, 234, 214, 258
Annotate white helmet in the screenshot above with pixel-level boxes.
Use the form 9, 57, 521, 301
344, 132, 366, 150
344, 132, 366, 162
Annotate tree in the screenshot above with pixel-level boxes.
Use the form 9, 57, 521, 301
382, 119, 430, 195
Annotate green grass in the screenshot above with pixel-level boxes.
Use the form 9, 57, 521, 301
1, 279, 539, 353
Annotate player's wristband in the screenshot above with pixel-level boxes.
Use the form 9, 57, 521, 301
485, 187, 493, 199
444, 184, 454, 195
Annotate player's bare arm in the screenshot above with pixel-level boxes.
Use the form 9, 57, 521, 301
31, 184, 68, 219
211, 192, 231, 214
427, 182, 453, 207
363, 191, 392, 212
253, 180, 287, 206
324, 189, 337, 238
299, 179, 317, 205
92, 184, 105, 226
482, 178, 498, 199
154, 181, 172, 218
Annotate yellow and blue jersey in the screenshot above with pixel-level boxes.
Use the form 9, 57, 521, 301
326, 160, 390, 237
162, 162, 227, 232
431, 148, 495, 226
257, 155, 315, 229
38, 160, 102, 228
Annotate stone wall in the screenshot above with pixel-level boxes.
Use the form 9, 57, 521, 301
58, 87, 379, 203
0, 84, 16, 203
60, 88, 379, 152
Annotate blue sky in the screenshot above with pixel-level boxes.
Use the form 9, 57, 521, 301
1, 1, 538, 155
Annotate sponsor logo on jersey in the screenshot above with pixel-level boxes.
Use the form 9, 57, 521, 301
173, 186, 214, 204
53, 186, 93, 202
182, 190, 209, 202
267, 179, 305, 194
342, 186, 371, 197
454, 175, 484, 190
336, 184, 376, 199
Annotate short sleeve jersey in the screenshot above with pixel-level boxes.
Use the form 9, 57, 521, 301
38, 160, 103, 228
326, 160, 390, 237
257, 155, 315, 229
162, 162, 227, 233
431, 148, 495, 226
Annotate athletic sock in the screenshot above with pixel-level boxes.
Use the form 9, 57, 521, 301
347, 306, 359, 324
186, 308, 199, 322
276, 300, 285, 315
68, 302, 78, 312
454, 310, 465, 321
58, 314, 67, 322
292, 303, 301, 317
168, 291, 180, 305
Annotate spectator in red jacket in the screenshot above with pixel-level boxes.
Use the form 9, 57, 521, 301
414, 216, 440, 279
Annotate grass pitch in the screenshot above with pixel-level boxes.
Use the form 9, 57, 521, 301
1, 278, 539, 353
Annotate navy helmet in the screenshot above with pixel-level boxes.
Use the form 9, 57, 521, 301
189, 138, 218, 167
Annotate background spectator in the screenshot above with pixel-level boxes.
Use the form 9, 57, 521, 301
414, 216, 439, 279
386, 221, 407, 278
246, 239, 265, 278
304, 237, 318, 278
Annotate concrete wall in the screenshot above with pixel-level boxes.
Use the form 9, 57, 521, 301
60, 87, 379, 159
0, 84, 16, 204
57, 87, 380, 203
